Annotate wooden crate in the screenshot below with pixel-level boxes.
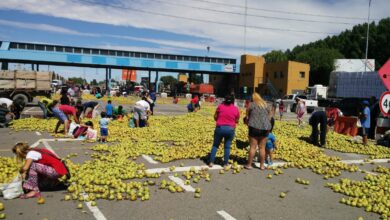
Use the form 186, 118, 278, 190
0, 71, 15, 79
16, 79, 35, 89
36, 72, 52, 81
36, 80, 51, 90
16, 71, 36, 79
0, 80, 15, 89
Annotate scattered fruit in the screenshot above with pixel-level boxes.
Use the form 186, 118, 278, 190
37, 197, 45, 205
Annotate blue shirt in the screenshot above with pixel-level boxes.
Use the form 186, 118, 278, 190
266, 133, 276, 149
99, 118, 110, 128
150, 92, 156, 102
106, 104, 113, 116
361, 107, 370, 128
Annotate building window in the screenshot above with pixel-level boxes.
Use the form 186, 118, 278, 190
274, 72, 278, 78
299, 71, 305, 78
280, 71, 284, 78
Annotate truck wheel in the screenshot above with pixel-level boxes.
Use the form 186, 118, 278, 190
12, 93, 29, 106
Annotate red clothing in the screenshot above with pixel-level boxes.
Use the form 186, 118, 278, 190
216, 104, 240, 128
59, 105, 76, 116
33, 148, 68, 176
191, 96, 199, 104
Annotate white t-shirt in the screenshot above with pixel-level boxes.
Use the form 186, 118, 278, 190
136, 100, 150, 111
26, 151, 42, 161
0, 98, 13, 109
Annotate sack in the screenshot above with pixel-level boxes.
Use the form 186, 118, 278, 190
1, 175, 23, 199
73, 126, 88, 138
356, 120, 362, 128
128, 117, 135, 128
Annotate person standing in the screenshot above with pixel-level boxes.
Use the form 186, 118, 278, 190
244, 93, 272, 170
99, 112, 110, 142
309, 110, 328, 147
106, 100, 114, 118
295, 98, 306, 127
208, 95, 240, 168
278, 100, 285, 120
360, 101, 371, 145
149, 90, 157, 115
82, 101, 99, 118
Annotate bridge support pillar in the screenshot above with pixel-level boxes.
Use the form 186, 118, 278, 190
109, 68, 112, 93
37, 64, 39, 71
1, 62, 8, 70
31, 64, 34, 71
105, 68, 109, 95
155, 71, 159, 92
148, 70, 151, 91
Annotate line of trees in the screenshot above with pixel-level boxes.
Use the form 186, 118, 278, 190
263, 17, 390, 86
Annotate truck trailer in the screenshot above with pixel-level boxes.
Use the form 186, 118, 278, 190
0, 70, 53, 104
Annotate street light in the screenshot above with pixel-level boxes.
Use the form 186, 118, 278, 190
364, 0, 372, 73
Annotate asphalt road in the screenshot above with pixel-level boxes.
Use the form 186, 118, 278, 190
0, 104, 388, 220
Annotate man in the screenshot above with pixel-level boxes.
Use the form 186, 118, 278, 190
58, 104, 80, 124
309, 109, 328, 147
51, 101, 70, 135
82, 101, 99, 118
0, 97, 25, 119
133, 97, 151, 127
0, 103, 15, 128
360, 100, 370, 145
38, 97, 55, 119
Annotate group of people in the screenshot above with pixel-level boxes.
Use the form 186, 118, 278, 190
0, 97, 26, 128
208, 92, 277, 170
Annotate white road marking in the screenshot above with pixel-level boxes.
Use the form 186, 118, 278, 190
146, 164, 223, 174
35, 131, 42, 136
42, 141, 60, 158
254, 158, 390, 168
142, 154, 159, 164
217, 210, 237, 220
30, 138, 82, 148
168, 175, 195, 192
82, 193, 107, 220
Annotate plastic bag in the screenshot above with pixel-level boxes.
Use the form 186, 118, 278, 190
1, 175, 23, 199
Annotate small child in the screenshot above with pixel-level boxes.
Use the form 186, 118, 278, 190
106, 100, 113, 118
99, 112, 110, 142
85, 121, 97, 141
265, 126, 278, 166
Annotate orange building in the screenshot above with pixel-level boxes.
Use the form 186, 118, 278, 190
239, 55, 310, 97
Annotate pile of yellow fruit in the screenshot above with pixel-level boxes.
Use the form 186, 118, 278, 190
0, 157, 19, 184
4, 106, 390, 217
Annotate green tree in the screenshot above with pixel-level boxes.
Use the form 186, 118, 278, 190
68, 77, 86, 85
295, 48, 344, 85
263, 50, 288, 63
160, 76, 178, 87
90, 79, 98, 85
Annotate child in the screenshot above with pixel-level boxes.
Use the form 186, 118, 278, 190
85, 121, 97, 141
106, 100, 113, 118
279, 100, 284, 120
265, 125, 278, 166
99, 112, 110, 142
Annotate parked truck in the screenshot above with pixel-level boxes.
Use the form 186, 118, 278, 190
278, 94, 318, 113
0, 70, 53, 104
190, 84, 214, 95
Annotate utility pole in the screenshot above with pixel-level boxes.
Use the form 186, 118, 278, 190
364, 0, 372, 73
244, 0, 248, 54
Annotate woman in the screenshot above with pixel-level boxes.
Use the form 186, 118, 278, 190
295, 98, 306, 127
12, 143, 68, 198
279, 100, 285, 120
208, 94, 240, 168
244, 93, 272, 170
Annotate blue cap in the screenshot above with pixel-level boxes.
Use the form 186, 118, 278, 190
362, 100, 369, 105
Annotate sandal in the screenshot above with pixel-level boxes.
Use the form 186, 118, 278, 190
259, 166, 266, 171
20, 191, 41, 199
244, 165, 253, 170
208, 163, 214, 168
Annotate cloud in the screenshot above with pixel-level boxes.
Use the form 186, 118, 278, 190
0, 19, 99, 37
0, 0, 389, 57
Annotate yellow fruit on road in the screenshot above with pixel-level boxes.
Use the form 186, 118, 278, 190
37, 197, 45, 204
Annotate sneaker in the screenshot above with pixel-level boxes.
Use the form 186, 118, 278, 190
265, 159, 269, 165
268, 161, 273, 166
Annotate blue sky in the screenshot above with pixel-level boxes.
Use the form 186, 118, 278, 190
0, 0, 389, 82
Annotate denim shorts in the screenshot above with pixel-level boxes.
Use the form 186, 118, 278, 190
52, 108, 67, 122
100, 127, 108, 136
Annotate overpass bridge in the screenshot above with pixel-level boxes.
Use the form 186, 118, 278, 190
0, 41, 238, 90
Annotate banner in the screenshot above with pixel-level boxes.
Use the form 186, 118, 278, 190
122, 69, 137, 82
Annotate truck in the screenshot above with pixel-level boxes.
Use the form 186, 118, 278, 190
0, 70, 53, 104
278, 94, 318, 113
